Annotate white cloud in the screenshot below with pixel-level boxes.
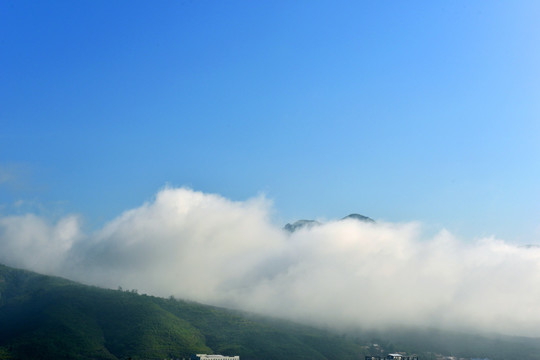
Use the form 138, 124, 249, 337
1, 186, 540, 336
0, 213, 81, 274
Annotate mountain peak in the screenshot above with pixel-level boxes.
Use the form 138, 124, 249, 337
341, 213, 375, 223
285, 214, 375, 232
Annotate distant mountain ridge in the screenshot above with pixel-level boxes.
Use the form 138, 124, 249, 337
284, 213, 375, 232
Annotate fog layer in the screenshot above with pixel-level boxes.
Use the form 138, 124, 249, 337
1, 187, 539, 336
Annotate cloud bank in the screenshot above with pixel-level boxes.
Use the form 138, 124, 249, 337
1, 187, 540, 337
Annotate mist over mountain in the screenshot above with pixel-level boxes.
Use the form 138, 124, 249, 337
0, 264, 366, 360
2, 263, 540, 360
284, 220, 321, 232
1, 187, 540, 338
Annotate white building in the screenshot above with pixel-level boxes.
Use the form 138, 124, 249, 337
193, 354, 239, 360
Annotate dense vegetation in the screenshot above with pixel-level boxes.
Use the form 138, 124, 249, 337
0, 264, 364, 360
1, 263, 540, 360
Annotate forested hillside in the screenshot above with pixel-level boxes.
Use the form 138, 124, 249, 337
0, 264, 363, 360
2, 264, 540, 360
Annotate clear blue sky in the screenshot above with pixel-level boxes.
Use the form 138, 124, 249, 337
1, 1, 539, 241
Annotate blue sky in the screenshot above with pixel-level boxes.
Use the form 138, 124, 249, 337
1, 1, 539, 241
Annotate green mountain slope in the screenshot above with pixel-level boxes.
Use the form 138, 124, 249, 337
0, 264, 363, 360
2, 263, 540, 360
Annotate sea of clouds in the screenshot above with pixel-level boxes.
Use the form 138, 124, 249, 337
1, 187, 540, 337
